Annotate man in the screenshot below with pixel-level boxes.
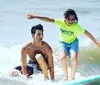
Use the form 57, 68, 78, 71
10, 24, 54, 80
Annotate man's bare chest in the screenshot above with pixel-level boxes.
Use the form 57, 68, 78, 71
28, 46, 46, 56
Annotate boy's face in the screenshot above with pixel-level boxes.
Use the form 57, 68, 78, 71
65, 15, 75, 26
32, 30, 43, 43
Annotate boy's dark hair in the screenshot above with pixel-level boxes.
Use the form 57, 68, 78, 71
64, 9, 78, 22
31, 24, 44, 34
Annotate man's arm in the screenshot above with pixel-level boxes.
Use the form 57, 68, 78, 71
21, 46, 28, 77
45, 44, 55, 80
84, 30, 100, 47
27, 14, 54, 23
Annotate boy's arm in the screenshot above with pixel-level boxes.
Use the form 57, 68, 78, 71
84, 30, 100, 47
27, 14, 55, 23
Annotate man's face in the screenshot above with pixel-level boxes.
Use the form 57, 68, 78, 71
33, 30, 43, 43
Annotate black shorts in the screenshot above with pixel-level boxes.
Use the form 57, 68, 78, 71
15, 57, 48, 76
15, 65, 33, 76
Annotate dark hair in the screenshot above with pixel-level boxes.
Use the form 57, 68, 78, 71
31, 24, 44, 34
64, 9, 78, 22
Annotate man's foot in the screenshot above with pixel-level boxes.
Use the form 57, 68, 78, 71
9, 69, 21, 76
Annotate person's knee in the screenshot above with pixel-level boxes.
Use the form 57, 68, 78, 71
70, 50, 78, 59
59, 51, 67, 61
35, 54, 45, 63
35, 54, 43, 60
35, 54, 46, 66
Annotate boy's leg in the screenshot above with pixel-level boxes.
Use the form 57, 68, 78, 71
60, 50, 68, 80
59, 42, 69, 80
70, 51, 78, 80
70, 38, 79, 80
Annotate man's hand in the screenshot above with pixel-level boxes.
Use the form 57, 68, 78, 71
25, 74, 32, 79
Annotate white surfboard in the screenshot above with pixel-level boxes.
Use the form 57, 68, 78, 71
58, 75, 100, 85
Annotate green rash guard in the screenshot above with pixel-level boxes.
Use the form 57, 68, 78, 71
55, 19, 85, 44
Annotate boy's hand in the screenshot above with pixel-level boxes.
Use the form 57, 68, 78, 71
27, 14, 34, 19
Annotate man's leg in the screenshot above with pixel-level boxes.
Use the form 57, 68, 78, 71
35, 54, 49, 80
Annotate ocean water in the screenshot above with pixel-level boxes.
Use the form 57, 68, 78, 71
0, 0, 100, 85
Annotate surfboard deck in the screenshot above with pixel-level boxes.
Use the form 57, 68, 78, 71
1, 71, 100, 85
58, 75, 100, 85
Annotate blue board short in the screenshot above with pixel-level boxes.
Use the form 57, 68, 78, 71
59, 38, 79, 57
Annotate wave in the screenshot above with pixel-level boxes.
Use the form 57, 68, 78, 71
0, 73, 27, 85
0, 43, 100, 84
0, 41, 100, 65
